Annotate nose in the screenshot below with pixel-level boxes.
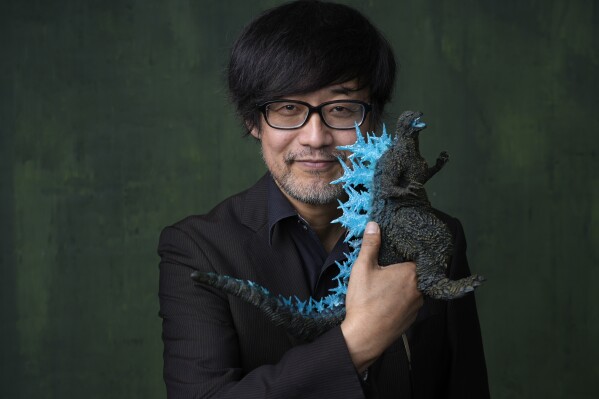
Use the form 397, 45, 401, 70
297, 111, 333, 148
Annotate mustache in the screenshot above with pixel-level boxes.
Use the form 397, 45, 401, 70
284, 149, 347, 164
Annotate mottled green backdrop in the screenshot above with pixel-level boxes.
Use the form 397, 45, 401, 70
1, 0, 597, 398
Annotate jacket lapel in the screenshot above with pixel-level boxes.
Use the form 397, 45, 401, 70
239, 173, 311, 307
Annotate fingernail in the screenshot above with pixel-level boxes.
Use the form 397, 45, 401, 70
365, 221, 379, 234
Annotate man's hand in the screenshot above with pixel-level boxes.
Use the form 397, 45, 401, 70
340, 221, 423, 373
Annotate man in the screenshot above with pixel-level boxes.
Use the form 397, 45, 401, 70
158, 1, 489, 398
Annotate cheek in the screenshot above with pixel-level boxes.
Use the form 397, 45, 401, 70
260, 138, 293, 170
261, 133, 295, 159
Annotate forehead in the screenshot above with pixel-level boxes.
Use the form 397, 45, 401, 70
287, 80, 370, 102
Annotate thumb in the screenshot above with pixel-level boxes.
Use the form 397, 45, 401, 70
357, 221, 381, 267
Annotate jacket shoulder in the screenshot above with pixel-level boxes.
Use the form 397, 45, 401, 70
161, 174, 269, 246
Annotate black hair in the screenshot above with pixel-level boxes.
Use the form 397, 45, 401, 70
228, 0, 396, 135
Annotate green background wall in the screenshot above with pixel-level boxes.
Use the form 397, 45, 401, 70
1, 0, 597, 397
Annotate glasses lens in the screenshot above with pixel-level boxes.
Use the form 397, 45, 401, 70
265, 102, 309, 129
322, 102, 365, 129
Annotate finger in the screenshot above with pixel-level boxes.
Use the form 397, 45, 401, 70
357, 222, 381, 267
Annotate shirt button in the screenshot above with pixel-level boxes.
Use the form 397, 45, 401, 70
297, 219, 308, 231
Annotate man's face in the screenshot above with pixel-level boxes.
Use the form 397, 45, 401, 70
251, 81, 371, 205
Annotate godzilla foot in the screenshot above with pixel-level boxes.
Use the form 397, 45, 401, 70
422, 274, 486, 300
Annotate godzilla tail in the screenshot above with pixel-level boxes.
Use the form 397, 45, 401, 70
421, 274, 486, 300
190, 271, 345, 341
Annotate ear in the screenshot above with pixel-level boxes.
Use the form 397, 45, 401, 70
246, 121, 261, 140
250, 127, 261, 140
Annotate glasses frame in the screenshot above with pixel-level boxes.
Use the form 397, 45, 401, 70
257, 99, 372, 130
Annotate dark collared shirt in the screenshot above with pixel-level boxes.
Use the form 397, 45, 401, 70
267, 175, 350, 299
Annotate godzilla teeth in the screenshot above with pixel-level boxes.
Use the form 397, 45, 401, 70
411, 117, 426, 129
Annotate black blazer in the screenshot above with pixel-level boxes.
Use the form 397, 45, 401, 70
158, 174, 489, 399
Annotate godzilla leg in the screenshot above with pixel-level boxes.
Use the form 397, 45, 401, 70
412, 245, 485, 300
377, 229, 407, 266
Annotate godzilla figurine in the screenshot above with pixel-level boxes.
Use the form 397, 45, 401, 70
191, 110, 484, 341
370, 111, 485, 299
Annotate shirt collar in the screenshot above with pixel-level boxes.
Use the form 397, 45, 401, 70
267, 175, 299, 245
266, 174, 350, 255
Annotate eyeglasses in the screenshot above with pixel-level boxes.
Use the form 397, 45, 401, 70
257, 99, 372, 130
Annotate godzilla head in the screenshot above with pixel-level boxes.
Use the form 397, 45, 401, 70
396, 110, 426, 138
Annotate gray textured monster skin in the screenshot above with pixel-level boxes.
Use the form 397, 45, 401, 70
370, 111, 485, 299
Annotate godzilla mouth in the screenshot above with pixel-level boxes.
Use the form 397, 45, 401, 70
411, 117, 426, 129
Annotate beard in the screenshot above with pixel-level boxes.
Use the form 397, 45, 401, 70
264, 148, 347, 205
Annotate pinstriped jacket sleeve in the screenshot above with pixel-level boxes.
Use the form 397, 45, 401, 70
158, 224, 366, 399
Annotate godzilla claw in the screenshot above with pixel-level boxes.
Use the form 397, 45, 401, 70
406, 181, 424, 196
436, 151, 449, 166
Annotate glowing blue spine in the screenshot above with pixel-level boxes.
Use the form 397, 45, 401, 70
276, 124, 393, 316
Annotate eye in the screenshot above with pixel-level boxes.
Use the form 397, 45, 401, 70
269, 103, 303, 115
328, 103, 360, 117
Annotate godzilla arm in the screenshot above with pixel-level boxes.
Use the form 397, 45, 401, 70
426, 151, 449, 181
379, 182, 424, 200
